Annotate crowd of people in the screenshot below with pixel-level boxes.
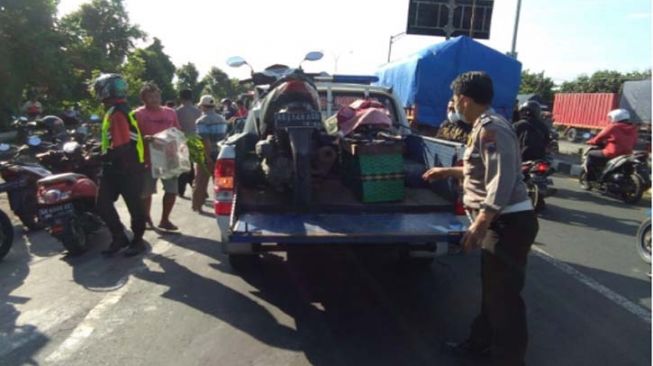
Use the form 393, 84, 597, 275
91, 73, 246, 256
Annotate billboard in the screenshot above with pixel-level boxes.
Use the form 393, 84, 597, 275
407, 0, 494, 39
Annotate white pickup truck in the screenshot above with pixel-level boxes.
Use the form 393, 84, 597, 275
213, 77, 469, 269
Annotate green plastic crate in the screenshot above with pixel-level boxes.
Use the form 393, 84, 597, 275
341, 140, 405, 203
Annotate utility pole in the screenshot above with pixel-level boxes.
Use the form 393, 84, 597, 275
509, 0, 523, 58
469, 0, 477, 37
387, 32, 406, 63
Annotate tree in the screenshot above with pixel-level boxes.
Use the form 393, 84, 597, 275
560, 69, 652, 93
175, 63, 205, 101
121, 53, 146, 106
201, 67, 239, 99
60, 0, 145, 73
519, 70, 555, 104
0, 0, 71, 125
123, 38, 176, 103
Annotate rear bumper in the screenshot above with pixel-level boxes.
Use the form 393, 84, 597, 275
222, 213, 467, 246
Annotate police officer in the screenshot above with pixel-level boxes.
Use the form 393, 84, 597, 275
423, 71, 539, 366
93, 73, 147, 256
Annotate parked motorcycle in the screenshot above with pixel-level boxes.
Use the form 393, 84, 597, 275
636, 212, 651, 264
522, 159, 556, 211
35, 141, 103, 254
226, 51, 329, 207
0, 143, 51, 230
579, 145, 645, 204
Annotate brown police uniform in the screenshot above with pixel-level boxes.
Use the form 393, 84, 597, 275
463, 110, 539, 366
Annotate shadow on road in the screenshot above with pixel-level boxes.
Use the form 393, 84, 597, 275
554, 186, 651, 210
0, 230, 49, 365
543, 201, 640, 237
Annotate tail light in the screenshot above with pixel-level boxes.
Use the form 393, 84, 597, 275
534, 162, 550, 174
214, 158, 235, 216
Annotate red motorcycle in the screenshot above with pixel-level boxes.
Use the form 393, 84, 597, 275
36, 141, 103, 255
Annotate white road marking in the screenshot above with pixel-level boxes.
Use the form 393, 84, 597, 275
42, 237, 175, 363
532, 247, 651, 324
44, 284, 130, 363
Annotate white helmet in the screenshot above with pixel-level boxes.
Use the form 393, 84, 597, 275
607, 108, 631, 123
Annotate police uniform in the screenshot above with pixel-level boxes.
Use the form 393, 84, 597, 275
462, 110, 539, 366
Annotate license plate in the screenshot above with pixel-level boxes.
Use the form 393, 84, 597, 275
38, 203, 74, 221
274, 111, 322, 129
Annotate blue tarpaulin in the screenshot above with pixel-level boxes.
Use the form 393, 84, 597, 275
375, 36, 522, 127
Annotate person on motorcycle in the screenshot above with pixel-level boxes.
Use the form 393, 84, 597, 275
93, 73, 147, 256
21, 94, 43, 120
585, 108, 639, 180
513, 101, 550, 162
221, 98, 238, 120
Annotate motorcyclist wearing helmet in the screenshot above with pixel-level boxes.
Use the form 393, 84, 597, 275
221, 98, 238, 120
92, 73, 147, 256
585, 108, 639, 180
513, 101, 550, 162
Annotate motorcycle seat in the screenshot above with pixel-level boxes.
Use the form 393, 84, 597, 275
38, 173, 86, 185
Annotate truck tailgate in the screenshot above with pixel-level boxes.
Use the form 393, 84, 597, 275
229, 212, 466, 244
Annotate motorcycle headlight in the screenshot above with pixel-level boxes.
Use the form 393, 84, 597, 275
42, 189, 61, 204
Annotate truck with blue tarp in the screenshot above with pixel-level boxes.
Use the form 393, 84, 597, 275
213, 75, 471, 269
375, 36, 522, 129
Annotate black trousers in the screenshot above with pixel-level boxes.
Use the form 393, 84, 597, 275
96, 166, 146, 243
586, 150, 608, 180
469, 210, 539, 366
178, 165, 195, 196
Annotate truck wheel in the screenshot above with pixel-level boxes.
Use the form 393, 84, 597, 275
566, 128, 579, 142
228, 253, 259, 271
397, 249, 435, 271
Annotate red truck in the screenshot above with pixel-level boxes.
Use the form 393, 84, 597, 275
552, 93, 619, 141
553, 80, 652, 142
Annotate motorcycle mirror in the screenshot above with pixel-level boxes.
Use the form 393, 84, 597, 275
226, 56, 249, 68
27, 136, 42, 147
303, 51, 324, 62
0, 144, 10, 152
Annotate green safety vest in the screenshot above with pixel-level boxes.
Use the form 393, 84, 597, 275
101, 106, 145, 163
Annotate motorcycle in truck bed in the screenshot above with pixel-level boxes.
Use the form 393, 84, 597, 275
215, 54, 468, 269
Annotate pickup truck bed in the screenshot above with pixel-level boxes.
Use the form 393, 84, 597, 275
238, 178, 450, 214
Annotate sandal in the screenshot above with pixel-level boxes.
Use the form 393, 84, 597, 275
158, 221, 179, 232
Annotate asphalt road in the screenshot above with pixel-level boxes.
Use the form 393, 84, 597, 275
0, 176, 650, 366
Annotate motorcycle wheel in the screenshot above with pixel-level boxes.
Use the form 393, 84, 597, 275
579, 171, 592, 191
61, 217, 87, 256
526, 180, 541, 211
0, 210, 15, 260
293, 153, 312, 207
636, 218, 651, 264
566, 128, 578, 142
621, 174, 644, 204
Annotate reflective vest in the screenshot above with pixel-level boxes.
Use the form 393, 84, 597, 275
101, 106, 145, 163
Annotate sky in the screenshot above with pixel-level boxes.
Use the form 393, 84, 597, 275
57, 0, 652, 84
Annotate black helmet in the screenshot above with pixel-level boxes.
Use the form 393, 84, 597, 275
220, 98, 232, 105
519, 101, 542, 120
92, 73, 128, 101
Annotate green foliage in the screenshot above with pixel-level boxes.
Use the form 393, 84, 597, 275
201, 67, 246, 100
129, 38, 176, 102
519, 70, 555, 104
0, 0, 70, 127
175, 63, 206, 102
186, 133, 208, 174
560, 69, 652, 93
